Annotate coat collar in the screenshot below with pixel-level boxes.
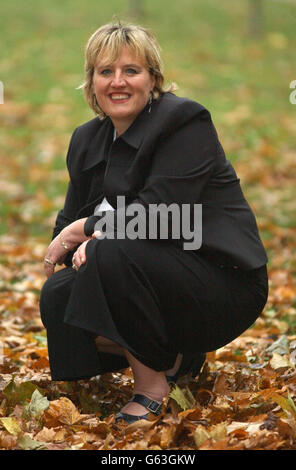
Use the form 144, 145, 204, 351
82, 117, 113, 171
82, 99, 155, 171
119, 99, 153, 148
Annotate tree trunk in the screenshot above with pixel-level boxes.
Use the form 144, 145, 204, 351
248, 0, 264, 37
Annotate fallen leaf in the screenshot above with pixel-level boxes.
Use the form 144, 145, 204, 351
178, 408, 202, 420
209, 422, 227, 442
169, 385, 196, 410
3, 378, 41, 409
265, 336, 290, 355
271, 392, 296, 417
43, 397, 84, 427
34, 427, 58, 442
0, 430, 18, 449
270, 353, 292, 370
160, 424, 178, 448
0, 417, 22, 436
194, 426, 210, 449
23, 389, 49, 419
17, 434, 47, 450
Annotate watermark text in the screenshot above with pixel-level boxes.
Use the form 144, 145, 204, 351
94, 196, 202, 250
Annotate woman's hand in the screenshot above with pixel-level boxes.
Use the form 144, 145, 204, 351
43, 218, 90, 278
44, 233, 72, 279
71, 239, 89, 271
71, 231, 102, 271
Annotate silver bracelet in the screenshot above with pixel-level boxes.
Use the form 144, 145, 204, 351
59, 232, 70, 251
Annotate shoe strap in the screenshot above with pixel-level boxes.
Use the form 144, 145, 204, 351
130, 394, 162, 415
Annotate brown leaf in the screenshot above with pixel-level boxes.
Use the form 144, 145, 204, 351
120, 417, 158, 435
244, 430, 281, 450
43, 397, 84, 427
0, 430, 18, 449
196, 388, 215, 406
228, 428, 249, 440
79, 417, 110, 437
276, 418, 295, 438
212, 372, 234, 395
34, 427, 58, 442
178, 408, 202, 421
30, 356, 50, 370
160, 424, 178, 448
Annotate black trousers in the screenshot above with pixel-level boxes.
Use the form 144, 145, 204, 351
39, 238, 268, 381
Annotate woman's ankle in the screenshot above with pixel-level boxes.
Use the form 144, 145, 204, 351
120, 379, 170, 416
133, 377, 170, 403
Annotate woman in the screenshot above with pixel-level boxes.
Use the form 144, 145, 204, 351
40, 22, 268, 424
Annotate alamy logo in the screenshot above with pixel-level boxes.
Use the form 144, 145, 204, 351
289, 80, 296, 104
0, 81, 3, 104
94, 196, 202, 250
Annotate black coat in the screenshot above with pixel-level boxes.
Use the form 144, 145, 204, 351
53, 92, 267, 270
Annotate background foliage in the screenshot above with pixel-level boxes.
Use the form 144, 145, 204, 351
0, 0, 295, 450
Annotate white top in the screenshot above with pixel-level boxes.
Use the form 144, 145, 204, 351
94, 128, 116, 214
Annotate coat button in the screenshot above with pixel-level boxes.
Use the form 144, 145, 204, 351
220, 265, 224, 268
233, 265, 238, 269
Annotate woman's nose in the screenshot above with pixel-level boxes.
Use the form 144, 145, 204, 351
111, 72, 126, 87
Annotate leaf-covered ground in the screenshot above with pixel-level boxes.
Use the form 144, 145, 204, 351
0, 243, 296, 450
0, 0, 296, 451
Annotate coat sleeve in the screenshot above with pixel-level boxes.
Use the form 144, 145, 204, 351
51, 128, 80, 266
84, 108, 219, 245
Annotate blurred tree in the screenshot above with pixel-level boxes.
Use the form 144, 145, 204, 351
129, 0, 144, 18
248, 0, 264, 36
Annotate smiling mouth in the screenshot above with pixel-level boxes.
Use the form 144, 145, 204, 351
109, 94, 131, 101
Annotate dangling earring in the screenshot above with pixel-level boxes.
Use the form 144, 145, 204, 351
93, 94, 98, 108
148, 91, 153, 113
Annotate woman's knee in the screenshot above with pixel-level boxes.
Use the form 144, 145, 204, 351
39, 267, 76, 327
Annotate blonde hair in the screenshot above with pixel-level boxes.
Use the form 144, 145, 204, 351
77, 21, 177, 119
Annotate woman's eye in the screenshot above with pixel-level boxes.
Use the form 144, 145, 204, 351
126, 68, 137, 74
100, 69, 112, 75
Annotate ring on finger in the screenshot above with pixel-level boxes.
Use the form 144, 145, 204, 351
44, 258, 56, 266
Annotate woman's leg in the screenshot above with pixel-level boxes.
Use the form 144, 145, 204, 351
95, 336, 125, 356
95, 335, 170, 415
40, 267, 129, 380
95, 336, 183, 377
120, 349, 170, 416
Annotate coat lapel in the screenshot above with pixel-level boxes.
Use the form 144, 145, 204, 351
82, 117, 114, 171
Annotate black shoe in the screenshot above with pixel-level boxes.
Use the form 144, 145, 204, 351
115, 394, 163, 424
166, 352, 206, 385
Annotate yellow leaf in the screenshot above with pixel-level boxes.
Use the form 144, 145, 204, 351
169, 385, 196, 411
209, 423, 227, 442
270, 352, 291, 370
0, 417, 22, 436
271, 392, 296, 417
194, 426, 210, 449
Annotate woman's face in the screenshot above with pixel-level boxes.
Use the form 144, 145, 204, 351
92, 46, 155, 135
